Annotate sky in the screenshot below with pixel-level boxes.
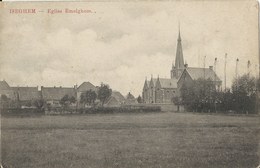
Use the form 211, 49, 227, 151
0, 1, 259, 97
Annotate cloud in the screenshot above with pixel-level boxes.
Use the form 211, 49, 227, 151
0, 1, 258, 96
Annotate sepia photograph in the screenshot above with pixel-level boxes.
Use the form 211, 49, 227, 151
0, 1, 259, 167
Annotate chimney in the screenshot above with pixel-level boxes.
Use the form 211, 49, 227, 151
184, 64, 188, 68
209, 66, 213, 70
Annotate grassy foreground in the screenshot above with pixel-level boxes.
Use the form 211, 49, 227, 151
1, 112, 260, 168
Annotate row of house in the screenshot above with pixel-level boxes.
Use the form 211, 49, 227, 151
0, 80, 136, 108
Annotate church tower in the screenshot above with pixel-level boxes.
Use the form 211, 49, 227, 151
171, 26, 185, 79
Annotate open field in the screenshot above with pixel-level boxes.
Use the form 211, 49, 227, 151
1, 112, 260, 168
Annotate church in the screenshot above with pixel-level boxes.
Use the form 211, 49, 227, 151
142, 29, 222, 104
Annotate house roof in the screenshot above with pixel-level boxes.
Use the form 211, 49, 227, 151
186, 67, 221, 81
105, 96, 121, 106
41, 87, 76, 100
77, 82, 96, 92
104, 91, 125, 105
158, 78, 178, 89
126, 92, 135, 99
0, 80, 10, 90
12, 87, 41, 101
111, 91, 125, 102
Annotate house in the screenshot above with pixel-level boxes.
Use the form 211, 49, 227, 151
104, 91, 125, 107
125, 92, 137, 104
76, 82, 97, 101
12, 86, 41, 105
0, 80, 16, 100
41, 86, 76, 106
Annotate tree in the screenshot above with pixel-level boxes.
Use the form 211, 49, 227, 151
137, 95, 142, 103
1, 94, 8, 102
60, 95, 76, 108
0, 94, 9, 108
179, 78, 216, 112
69, 96, 76, 104
80, 89, 97, 107
60, 94, 70, 107
97, 84, 112, 106
32, 99, 44, 109
231, 74, 257, 113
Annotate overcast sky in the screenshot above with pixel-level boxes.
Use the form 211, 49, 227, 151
0, 1, 258, 96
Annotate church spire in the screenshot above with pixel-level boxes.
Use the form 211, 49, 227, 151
178, 21, 181, 41
175, 23, 184, 69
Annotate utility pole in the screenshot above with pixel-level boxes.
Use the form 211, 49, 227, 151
224, 53, 227, 92
236, 58, 239, 91
256, 3, 260, 113
204, 56, 206, 80
247, 60, 251, 77
214, 58, 217, 90
255, 64, 259, 114
214, 57, 217, 113
203, 55, 206, 112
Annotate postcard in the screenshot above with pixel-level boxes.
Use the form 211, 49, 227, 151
0, 1, 259, 168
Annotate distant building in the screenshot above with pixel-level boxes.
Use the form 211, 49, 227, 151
0, 80, 16, 100
41, 86, 76, 106
76, 82, 97, 101
104, 91, 126, 107
125, 92, 137, 104
12, 86, 41, 103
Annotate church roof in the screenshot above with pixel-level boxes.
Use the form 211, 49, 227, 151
0, 80, 10, 90
158, 78, 178, 89
186, 67, 221, 81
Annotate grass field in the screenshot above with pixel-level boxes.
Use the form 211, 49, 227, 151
1, 112, 260, 168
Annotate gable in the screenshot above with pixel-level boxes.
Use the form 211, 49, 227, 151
0, 81, 10, 90
77, 82, 96, 92
149, 79, 157, 88
105, 97, 120, 106
111, 91, 125, 102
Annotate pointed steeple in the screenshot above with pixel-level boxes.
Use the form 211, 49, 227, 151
175, 24, 184, 69
178, 21, 181, 41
